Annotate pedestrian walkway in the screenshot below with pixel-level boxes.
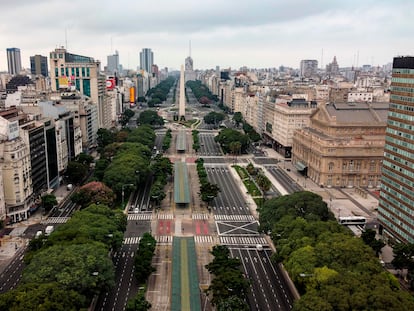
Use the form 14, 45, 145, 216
40, 217, 70, 224
156, 235, 173, 244
127, 214, 153, 221
191, 213, 209, 220
123, 236, 142, 244
157, 213, 174, 220
219, 235, 267, 246
214, 214, 256, 222
194, 235, 215, 244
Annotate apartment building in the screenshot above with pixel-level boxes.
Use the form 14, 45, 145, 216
292, 102, 388, 188
49, 48, 111, 129
378, 56, 414, 243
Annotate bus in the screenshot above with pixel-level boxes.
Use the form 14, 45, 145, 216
338, 216, 367, 226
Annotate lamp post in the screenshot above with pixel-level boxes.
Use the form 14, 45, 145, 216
122, 183, 134, 207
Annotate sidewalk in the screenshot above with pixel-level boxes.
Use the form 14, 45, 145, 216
0, 183, 70, 274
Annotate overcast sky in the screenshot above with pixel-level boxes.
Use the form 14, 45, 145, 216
1, 0, 413, 72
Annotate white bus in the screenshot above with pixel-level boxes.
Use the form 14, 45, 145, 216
338, 216, 367, 226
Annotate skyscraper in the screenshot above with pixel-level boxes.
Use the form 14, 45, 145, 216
139, 48, 153, 73
7, 48, 22, 75
107, 50, 119, 75
30, 54, 48, 77
378, 56, 414, 243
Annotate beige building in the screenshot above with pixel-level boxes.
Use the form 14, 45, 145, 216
0, 117, 33, 223
292, 102, 388, 188
49, 48, 111, 129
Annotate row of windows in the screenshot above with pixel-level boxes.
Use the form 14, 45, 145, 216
378, 206, 414, 239
378, 213, 414, 242
384, 146, 414, 167
388, 110, 414, 121
386, 127, 414, 140
391, 94, 414, 103
385, 135, 414, 152
381, 165, 414, 197
391, 86, 414, 93
387, 119, 414, 131
392, 68, 414, 75
381, 177, 414, 207
50, 53, 64, 59
383, 158, 414, 181
392, 77, 414, 84
55, 66, 91, 78
380, 190, 414, 220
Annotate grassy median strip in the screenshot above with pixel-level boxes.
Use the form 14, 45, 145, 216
180, 239, 191, 310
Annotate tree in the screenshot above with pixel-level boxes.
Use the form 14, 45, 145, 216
97, 128, 115, 151
204, 111, 225, 125
256, 173, 272, 194
126, 291, 151, 311
41, 194, 57, 212
233, 112, 243, 127
76, 153, 94, 166
137, 110, 164, 127
22, 242, 115, 298
200, 182, 220, 207
361, 229, 385, 256
71, 181, 115, 208
199, 96, 211, 106
65, 161, 88, 184
215, 128, 250, 154
216, 296, 249, 311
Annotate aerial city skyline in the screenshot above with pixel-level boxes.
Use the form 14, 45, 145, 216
1, 0, 414, 71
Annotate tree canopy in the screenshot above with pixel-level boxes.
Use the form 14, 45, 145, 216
137, 110, 164, 127
215, 128, 250, 154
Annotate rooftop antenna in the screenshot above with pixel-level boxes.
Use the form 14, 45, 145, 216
65, 28, 68, 50
321, 48, 324, 69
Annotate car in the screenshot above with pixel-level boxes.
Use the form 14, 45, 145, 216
134, 207, 139, 213
141, 204, 147, 211
256, 244, 264, 251
35, 230, 43, 238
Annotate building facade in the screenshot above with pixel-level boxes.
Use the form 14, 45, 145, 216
300, 60, 318, 79
292, 102, 388, 188
378, 56, 414, 243
139, 48, 153, 74
7, 48, 22, 75
107, 50, 119, 75
30, 55, 48, 77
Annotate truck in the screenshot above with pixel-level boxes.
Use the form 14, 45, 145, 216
45, 225, 54, 236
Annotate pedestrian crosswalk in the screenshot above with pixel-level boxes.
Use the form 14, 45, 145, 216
156, 235, 173, 244
194, 235, 215, 244
123, 236, 142, 244
157, 213, 174, 220
214, 214, 256, 222
219, 236, 267, 246
192, 213, 209, 220
127, 214, 152, 221
40, 217, 70, 224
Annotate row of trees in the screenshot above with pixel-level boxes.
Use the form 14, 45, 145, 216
245, 162, 272, 195
192, 130, 200, 152
120, 109, 135, 127
205, 245, 249, 310
162, 128, 172, 151
149, 154, 173, 208
203, 111, 226, 127
257, 191, 414, 310
195, 158, 220, 208
137, 110, 164, 127
186, 80, 218, 104
0, 204, 126, 310
215, 128, 250, 154
146, 76, 176, 107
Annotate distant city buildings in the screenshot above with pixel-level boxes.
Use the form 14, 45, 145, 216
30, 54, 48, 77
139, 48, 154, 74
300, 60, 318, 79
106, 50, 120, 75
378, 56, 414, 243
6, 48, 22, 75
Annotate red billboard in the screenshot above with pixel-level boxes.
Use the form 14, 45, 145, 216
106, 78, 116, 90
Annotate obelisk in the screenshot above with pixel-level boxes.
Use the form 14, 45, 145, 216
179, 64, 186, 121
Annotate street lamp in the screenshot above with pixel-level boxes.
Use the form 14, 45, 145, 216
122, 183, 134, 207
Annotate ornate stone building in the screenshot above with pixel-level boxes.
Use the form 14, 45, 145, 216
292, 102, 389, 188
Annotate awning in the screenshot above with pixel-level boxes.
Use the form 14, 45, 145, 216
295, 161, 307, 171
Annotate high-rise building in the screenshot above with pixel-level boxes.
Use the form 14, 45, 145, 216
49, 48, 111, 129
378, 56, 414, 243
30, 54, 48, 77
300, 60, 318, 78
139, 48, 153, 73
107, 50, 119, 75
7, 48, 22, 75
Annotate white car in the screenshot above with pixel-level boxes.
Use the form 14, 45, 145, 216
134, 207, 139, 213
